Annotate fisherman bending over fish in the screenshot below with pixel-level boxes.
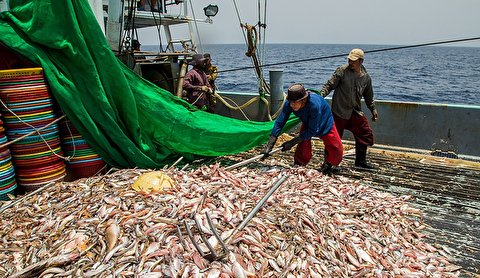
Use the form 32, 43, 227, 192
261, 83, 343, 175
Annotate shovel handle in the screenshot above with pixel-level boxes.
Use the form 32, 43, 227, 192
236, 174, 288, 231
225, 147, 282, 170
224, 174, 289, 245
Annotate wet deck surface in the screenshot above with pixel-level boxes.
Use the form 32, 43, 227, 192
217, 143, 480, 277
340, 148, 480, 277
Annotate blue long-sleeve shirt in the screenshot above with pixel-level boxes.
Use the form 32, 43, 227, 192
271, 93, 334, 140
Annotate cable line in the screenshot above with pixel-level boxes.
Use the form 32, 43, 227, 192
218, 36, 480, 74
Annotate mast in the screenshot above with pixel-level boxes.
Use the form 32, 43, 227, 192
88, 0, 105, 35
0, 0, 8, 12
105, 0, 124, 52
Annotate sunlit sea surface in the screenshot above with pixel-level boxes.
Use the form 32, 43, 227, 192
144, 44, 480, 106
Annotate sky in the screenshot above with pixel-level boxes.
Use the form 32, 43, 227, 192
138, 0, 480, 47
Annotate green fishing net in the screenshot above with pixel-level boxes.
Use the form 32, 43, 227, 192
0, 0, 299, 168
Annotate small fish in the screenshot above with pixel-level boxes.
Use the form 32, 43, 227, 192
105, 220, 120, 253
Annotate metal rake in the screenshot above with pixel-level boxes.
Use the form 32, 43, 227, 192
177, 174, 288, 261
177, 212, 230, 261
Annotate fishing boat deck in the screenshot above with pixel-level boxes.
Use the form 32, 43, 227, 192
217, 142, 480, 277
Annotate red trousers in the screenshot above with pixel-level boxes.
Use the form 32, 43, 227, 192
293, 123, 343, 166
333, 112, 374, 146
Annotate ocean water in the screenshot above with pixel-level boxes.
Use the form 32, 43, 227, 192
145, 44, 480, 106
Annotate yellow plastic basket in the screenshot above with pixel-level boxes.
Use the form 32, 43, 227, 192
0, 67, 43, 79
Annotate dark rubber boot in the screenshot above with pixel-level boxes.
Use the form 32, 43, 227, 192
355, 144, 374, 169
320, 162, 333, 175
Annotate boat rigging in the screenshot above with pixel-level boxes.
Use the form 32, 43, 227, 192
100, 0, 283, 120
219, 36, 480, 74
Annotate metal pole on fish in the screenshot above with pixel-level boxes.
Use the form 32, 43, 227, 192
180, 174, 289, 261
224, 174, 289, 245
224, 147, 283, 170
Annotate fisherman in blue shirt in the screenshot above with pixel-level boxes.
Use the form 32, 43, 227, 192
261, 83, 344, 174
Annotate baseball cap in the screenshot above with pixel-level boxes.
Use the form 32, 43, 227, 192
347, 48, 364, 61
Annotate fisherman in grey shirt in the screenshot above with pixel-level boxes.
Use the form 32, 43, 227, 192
320, 48, 378, 169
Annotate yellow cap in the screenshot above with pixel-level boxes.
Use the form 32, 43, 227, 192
347, 48, 364, 61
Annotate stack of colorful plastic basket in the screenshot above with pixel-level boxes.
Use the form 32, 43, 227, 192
0, 115, 17, 200
59, 118, 106, 180
0, 67, 66, 192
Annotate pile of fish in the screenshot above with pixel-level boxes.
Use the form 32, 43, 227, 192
0, 164, 460, 277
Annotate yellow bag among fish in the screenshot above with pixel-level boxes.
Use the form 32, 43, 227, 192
132, 171, 175, 193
